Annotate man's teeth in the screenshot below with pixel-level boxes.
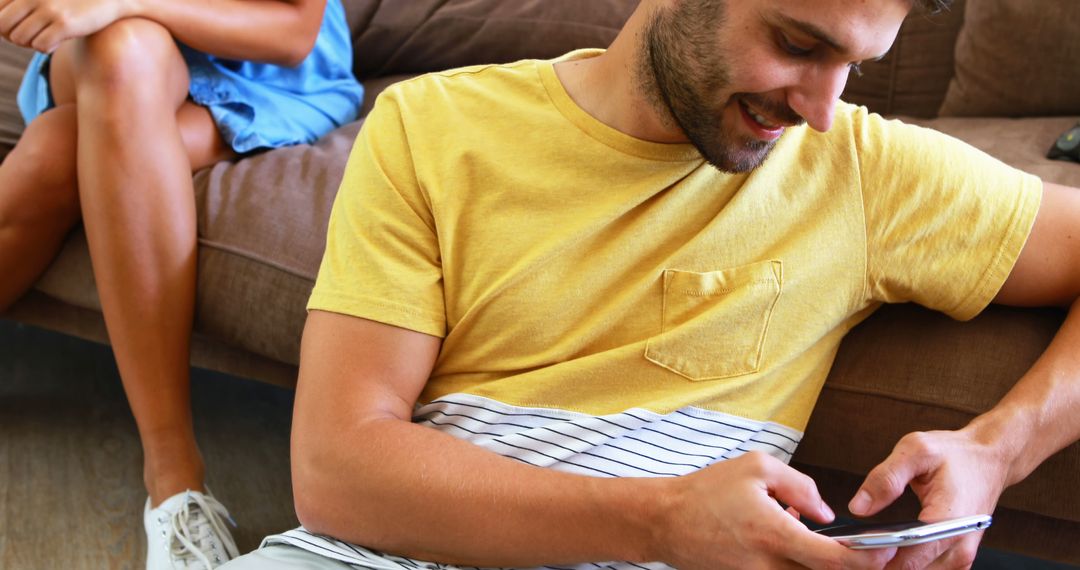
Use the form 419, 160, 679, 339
747, 107, 780, 129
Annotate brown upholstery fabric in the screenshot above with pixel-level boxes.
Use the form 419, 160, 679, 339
0, 41, 33, 162
2, 290, 303, 388
190, 121, 362, 365
340, 0, 380, 36
939, 0, 1080, 117
359, 73, 417, 117
841, 0, 965, 118
340, 0, 381, 76
350, 0, 637, 79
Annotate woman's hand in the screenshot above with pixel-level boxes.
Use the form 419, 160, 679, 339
0, 0, 323, 66
0, 0, 137, 52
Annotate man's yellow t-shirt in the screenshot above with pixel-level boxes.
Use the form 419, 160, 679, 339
308, 49, 1039, 461
278, 48, 1041, 569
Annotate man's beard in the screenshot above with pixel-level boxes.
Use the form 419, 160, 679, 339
637, 0, 801, 173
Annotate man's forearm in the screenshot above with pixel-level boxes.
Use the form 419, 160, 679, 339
966, 298, 1080, 485
292, 313, 668, 567
292, 413, 666, 567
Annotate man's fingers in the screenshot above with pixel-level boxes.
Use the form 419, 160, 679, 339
885, 537, 951, 570
772, 498, 896, 570
786, 524, 897, 570
886, 531, 982, 570
924, 534, 981, 570
850, 461, 909, 517
763, 459, 836, 524
850, 439, 930, 516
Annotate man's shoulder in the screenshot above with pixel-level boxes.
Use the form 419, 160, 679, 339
382, 58, 547, 107
792, 101, 950, 164
366, 57, 562, 144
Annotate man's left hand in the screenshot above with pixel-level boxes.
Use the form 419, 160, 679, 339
847, 428, 1009, 569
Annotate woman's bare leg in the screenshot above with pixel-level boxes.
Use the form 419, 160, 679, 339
0, 104, 81, 310
0, 51, 227, 315
50, 18, 234, 505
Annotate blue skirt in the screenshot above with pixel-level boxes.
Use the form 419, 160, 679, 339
16, 0, 363, 153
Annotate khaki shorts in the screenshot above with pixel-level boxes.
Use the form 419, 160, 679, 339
221, 544, 363, 570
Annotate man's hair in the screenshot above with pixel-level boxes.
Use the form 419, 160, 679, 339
915, 0, 953, 14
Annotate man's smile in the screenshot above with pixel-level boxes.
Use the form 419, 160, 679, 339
738, 98, 787, 140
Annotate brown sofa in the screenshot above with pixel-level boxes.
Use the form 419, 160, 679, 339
1, 0, 1077, 564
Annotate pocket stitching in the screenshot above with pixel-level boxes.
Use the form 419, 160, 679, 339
644, 262, 783, 381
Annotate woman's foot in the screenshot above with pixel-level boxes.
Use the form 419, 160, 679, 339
144, 490, 239, 569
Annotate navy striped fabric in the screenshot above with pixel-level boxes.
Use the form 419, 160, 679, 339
263, 393, 802, 569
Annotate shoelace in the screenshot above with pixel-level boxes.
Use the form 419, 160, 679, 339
164, 491, 240, 569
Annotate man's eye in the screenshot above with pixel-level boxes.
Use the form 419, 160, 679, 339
779, 34, 813, 56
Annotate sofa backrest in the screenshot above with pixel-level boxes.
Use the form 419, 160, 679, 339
5, 0, 1079, 163
340, 0, 636, 80
841, 0, 966, 118
0, 42, 32, 161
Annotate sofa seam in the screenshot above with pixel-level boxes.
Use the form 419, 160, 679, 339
197, 238, 315, 282
822, 382, 983, 416
372, 0, 452, 77
886, 28, 901, 114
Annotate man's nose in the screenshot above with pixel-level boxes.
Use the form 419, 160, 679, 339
787, 65, 850, 133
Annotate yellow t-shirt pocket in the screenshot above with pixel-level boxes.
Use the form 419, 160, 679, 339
644, 261, 783, 381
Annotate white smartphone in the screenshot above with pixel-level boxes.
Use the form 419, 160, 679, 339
814, 514, 993, 549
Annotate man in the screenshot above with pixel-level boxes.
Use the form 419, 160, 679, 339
225, 0, 1080, 568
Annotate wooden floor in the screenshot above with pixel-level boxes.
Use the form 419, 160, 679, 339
0, 320, 298, 570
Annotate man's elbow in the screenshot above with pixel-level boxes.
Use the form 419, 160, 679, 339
290, 437, 345, 534
293, 488, 332, 535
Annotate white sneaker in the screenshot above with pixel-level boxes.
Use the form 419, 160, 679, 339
144, 490, 240, 569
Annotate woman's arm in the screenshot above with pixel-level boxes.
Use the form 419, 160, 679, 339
137, 0, 326, 66
0, 0, 325, 66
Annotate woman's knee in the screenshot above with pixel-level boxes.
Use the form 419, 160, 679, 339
72, 18, 188, 100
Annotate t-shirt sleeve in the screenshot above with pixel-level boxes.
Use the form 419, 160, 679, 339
855, 109, 1042, 321
307, 87, 447, 337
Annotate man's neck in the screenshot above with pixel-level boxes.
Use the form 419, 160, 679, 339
552, 8, 688, 145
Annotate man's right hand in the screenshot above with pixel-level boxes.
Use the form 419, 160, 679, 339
653, 451, 897, 570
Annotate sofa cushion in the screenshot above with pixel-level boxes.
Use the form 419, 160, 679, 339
939, 0, 1080, 117
0, 41, 33, 162
350, 0, 637, 79
841, 0, 966, 118
189, 121, 361, 364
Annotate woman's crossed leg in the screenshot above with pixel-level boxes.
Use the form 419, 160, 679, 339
0, 16, 239, 569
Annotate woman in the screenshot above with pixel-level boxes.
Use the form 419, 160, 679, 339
0, 0, 363, 567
